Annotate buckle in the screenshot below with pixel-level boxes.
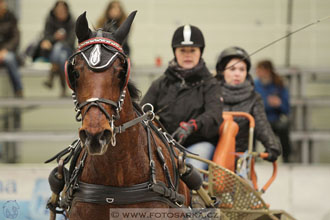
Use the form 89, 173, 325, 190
106, 198, 114, 203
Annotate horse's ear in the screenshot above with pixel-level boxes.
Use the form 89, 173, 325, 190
76, 11, 92, 43
113, 10, 137, 45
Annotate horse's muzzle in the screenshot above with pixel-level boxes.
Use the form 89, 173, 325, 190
79, 129, 111, 155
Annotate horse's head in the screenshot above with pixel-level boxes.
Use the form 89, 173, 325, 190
65, 11, 137, 155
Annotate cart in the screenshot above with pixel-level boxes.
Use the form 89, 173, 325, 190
187, 112, 296, 220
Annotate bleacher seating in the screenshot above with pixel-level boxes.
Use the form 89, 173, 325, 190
0, 65, 330, 163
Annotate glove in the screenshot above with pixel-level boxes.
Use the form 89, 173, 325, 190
172, 119, 198, 144
264, 149, 279, 162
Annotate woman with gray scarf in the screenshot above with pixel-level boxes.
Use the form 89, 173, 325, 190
215, 46, 281, 162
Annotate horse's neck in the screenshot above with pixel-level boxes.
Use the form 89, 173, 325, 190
81, 98, 151, 186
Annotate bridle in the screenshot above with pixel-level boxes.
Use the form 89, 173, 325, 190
60, 34, 189, 207
72, 93, 128, 146
46, 12, 204, 218
65, 31, 139, 146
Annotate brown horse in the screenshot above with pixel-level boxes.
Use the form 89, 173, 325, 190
62, 11, 190, 220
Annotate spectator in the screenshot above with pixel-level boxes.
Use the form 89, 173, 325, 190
0, 0, 23, 98
40, 0, 75, 97
96, 1, 130, 56
215, 47, 282, 162
255, 59, 291, 162
141, 25, 223, 170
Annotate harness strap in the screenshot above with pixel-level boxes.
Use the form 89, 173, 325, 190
45, 139, 80, 164
77, 98, 118, 121
73, 181, 185, 208
114, 112, 153, 134
68, 143, 83, 177
75, 97, 153, 135
150, 182, 185, 205
155, 142, 175, 190
80, 98, 118, 107
66, 151, 88, 195
48, 104, 189, 212
148, 121, 180, 190
45, 147, 71, 164
146, 126, 157, 184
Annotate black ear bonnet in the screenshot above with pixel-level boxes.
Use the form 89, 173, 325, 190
65, 32, 130, 90
65, 11, 136, 91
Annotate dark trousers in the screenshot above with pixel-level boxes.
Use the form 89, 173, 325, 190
270, 120, 292, 163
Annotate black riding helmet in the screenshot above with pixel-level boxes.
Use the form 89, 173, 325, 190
215, 47, 251, 78
171, 24, 205, 54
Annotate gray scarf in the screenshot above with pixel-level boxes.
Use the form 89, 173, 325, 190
168, 59, 205, 79
221, 80, 254, 104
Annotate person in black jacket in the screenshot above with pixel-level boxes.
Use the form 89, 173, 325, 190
141, 25, 223, 169
0, 0, 23, 97
40, 0, 75, 97
215, 46, 282, 162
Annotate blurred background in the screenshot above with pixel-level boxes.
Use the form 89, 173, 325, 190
0, 0, 329, 220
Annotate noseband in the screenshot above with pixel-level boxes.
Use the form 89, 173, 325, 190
73, 92, 126, 146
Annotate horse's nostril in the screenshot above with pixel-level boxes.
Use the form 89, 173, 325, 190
79, 129, 111, 147
100, 129, 111, 144
79, 129, 88, 144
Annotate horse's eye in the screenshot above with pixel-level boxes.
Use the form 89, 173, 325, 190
118, 68, 126, 80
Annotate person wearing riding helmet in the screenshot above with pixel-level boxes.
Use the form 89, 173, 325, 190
141, 25, 223, 170
215, 46, 281, 162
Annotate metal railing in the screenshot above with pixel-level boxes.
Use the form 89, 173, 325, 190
0, 65, 330, 163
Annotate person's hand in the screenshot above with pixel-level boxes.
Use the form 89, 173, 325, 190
267, 95, 281, 107
264, 149, 279, 162
40, 40, 52, 50
54, 29, 66, 41
172, 119, 198, 144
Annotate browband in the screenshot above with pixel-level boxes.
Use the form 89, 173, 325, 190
78, 37, 124, 53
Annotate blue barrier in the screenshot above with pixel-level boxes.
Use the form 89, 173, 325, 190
0, 167, 65, 220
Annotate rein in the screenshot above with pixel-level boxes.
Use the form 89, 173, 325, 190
72, 91, 152, 146
47, 32, 190, 218
46, 104, 188, 215
71, 113, 185, 208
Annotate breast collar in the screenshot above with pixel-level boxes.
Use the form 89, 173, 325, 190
48, 105, 187, 212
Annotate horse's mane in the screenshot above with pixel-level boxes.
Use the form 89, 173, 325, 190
102, 21, 118, 34
127, 80, 141, 102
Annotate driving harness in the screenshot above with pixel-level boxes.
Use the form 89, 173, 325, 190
46, 31, 196, 217
46, 103, 190, 217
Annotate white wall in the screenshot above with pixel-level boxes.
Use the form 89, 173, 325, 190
18, 0, 330, 69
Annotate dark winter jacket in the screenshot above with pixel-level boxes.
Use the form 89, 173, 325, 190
43, 9, 75, 48
219, 76, 282, 157
0, 10, 19, 52
141, 59, 223, 147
